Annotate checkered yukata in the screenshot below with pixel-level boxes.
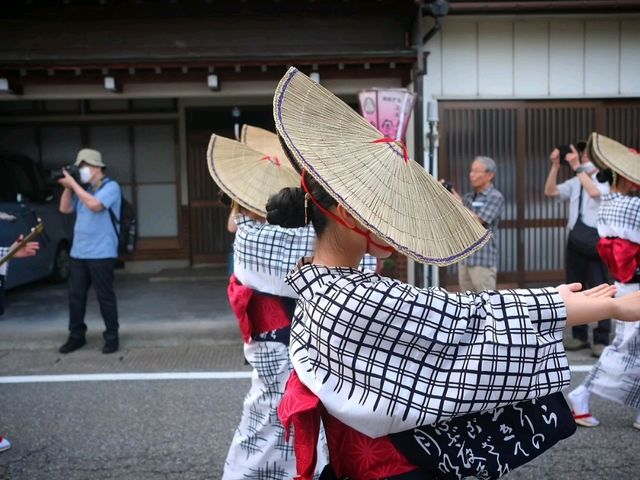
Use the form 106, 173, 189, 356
286, 258, 570, 439
583, 192, 640, 410
223, 215, 375, 479
0, 246, 9, 276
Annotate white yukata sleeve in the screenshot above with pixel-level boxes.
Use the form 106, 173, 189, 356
293, 273, 570, 437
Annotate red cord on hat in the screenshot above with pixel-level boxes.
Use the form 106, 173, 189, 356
630, 148, 639, 155
261, 155, 281, 166
300, 170, 394, 254
372, 137, 408, 164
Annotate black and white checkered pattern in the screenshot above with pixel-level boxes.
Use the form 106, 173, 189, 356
0, 246, 8, 276
234, 215, 316, 279
461, 185, 504, 267
234, 214, 378, 282
598, 193, 640, 244
286, 260, 570, 438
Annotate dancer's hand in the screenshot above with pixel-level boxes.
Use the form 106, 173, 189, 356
612, 290, 640, 322
582, 283, 617, 299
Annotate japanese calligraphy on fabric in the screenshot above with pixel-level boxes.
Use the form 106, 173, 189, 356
390, 393, 576, 480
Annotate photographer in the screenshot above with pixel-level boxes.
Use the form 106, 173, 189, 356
544, 143, 611, 357
58, 148, 122, 354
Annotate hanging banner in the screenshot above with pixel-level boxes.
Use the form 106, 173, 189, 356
358, 88, 416, 141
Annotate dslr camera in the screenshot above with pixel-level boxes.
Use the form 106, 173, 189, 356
49, 164, 82, 184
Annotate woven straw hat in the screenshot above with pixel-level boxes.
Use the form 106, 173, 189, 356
273, 67, 489, 266
207, 128, 300, 217
587, 132, 640, 184
240, 124, 292, 165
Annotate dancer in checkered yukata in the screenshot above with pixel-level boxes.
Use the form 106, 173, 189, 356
568, 133, 640, 432
207, 126, 376, 480
268, 68, 640, 480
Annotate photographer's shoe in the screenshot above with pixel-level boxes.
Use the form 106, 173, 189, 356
59, 336, 86, 354
102, 339, 119, 354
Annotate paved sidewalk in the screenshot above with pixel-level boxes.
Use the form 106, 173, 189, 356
0, 266, 238, 351
0, 265, 603, 377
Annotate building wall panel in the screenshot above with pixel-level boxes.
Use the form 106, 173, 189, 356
620, 20, 640, 95
549, 21, 585, 96
442, 22, 478, 96
478, 21, 514, 96
585, 21, 620, 95
425, 16, 640, 100
514, 21, 549, 97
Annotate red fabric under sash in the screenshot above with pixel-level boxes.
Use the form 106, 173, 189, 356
597, 237, 640, 283
279, 371, 417, 480
227, 274, 292, 342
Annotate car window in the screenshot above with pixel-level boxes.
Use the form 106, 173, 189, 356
0, 158, 19, 201
0, 156, 47, 202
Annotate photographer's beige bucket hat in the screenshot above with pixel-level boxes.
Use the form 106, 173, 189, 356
587, 132, 640, 184
74, 148, 105, 168
273, 67, 489, 266
207, 127, 300, 217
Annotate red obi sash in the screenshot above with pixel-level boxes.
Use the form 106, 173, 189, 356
278, 371, 417, 480
598, 237, 640, 283
227, 274, 292, 342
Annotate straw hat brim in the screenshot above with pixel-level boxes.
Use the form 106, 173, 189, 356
588, 132, 640, 184
207, 134, 301, 217
240, 124, 292, 169
273, 67, 490, 266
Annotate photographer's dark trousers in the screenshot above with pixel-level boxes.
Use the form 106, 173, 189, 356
68, 258, 119, 341
566, 243, 611, 345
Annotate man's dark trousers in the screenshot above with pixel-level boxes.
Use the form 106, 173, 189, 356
68, 258, 118, 341
566, 243, 610, 345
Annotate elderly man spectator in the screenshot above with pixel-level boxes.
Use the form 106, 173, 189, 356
450, 156, 505, 292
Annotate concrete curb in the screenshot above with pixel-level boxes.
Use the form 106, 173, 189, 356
0, 319, 241, 351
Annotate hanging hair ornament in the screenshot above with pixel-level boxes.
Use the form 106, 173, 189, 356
304, 192, 310, 225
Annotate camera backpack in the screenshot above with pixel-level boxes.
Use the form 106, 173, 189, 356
105, 181, 138, 255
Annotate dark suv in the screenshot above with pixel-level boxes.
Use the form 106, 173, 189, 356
0, 153, 73, 289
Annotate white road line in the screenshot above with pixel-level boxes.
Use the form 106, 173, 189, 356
0, 371, 253, 384
0, 365, 594, 384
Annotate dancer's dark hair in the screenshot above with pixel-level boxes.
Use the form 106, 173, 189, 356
596, 168, 614, 185
266, 137, 336, 236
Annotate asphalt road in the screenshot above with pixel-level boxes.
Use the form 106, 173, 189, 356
1, 271, 637, 479
1, 371, 638, 480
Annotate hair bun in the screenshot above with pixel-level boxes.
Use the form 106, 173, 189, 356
266, 187, 308, 228
596, 168, 614, 185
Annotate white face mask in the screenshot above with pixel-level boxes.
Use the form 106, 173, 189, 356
582, 161, 596, 173
79, 166, 93, 184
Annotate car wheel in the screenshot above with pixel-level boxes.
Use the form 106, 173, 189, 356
51, 242, 71, 282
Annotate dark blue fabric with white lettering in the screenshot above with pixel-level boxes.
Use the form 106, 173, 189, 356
389, 392, 576, 480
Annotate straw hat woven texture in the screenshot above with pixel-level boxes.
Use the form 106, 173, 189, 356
241, 124, 293, 169
207, 128, 300, 216
273, 67, 489, 266
588, 132, 640, 185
